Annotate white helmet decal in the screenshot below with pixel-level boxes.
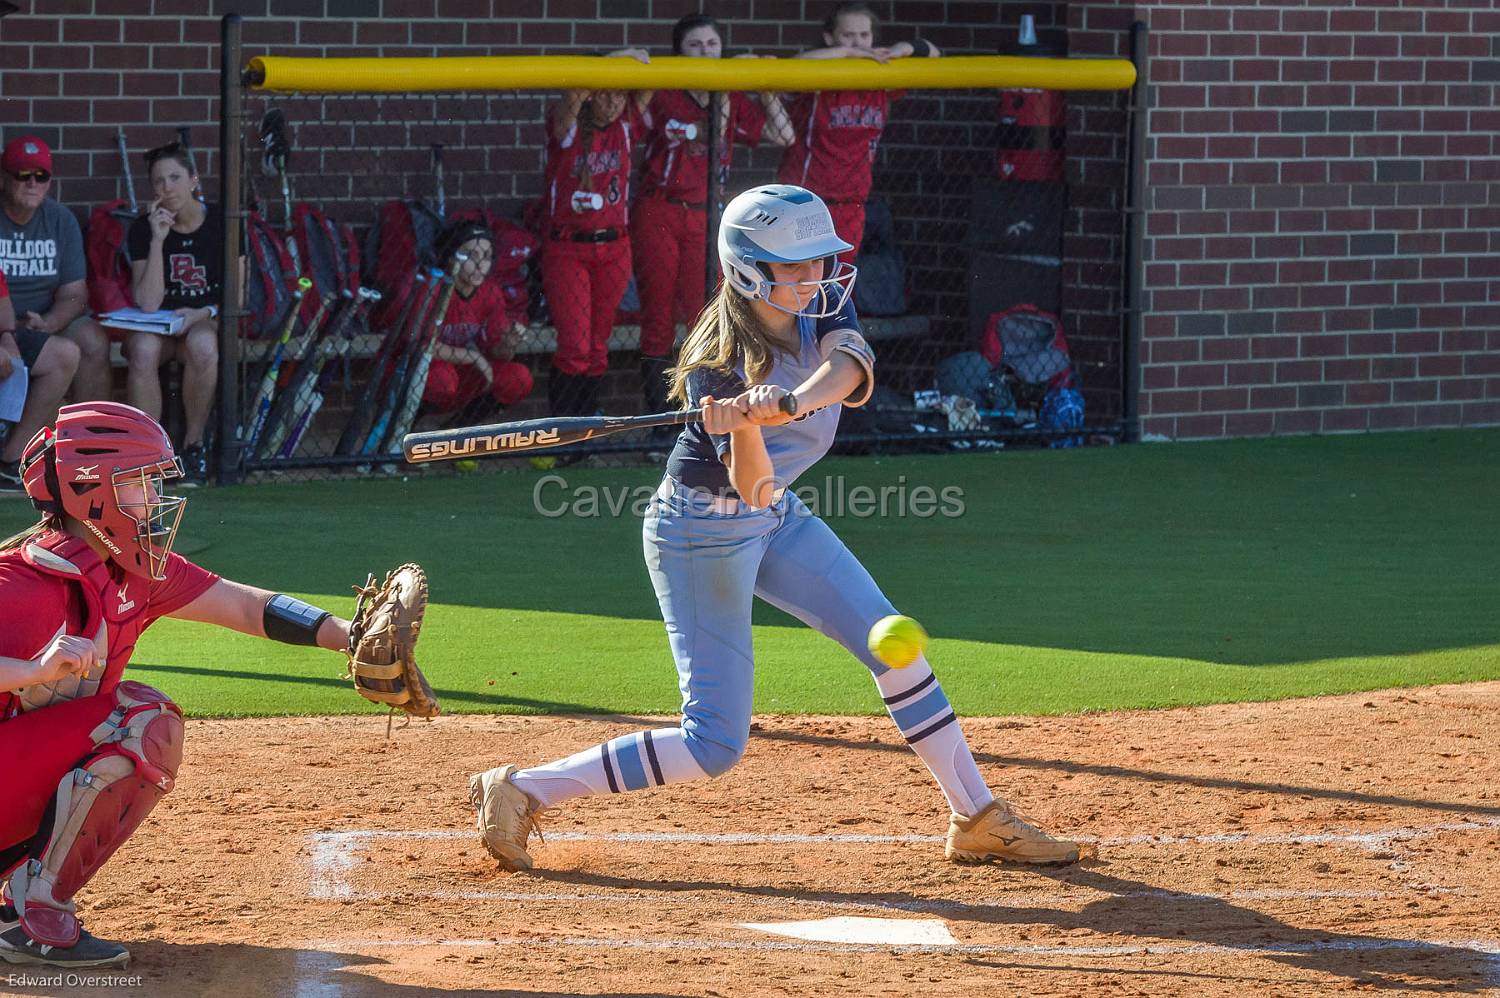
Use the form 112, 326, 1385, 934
718, 184, 858, 318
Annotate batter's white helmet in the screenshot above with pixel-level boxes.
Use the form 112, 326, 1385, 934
718, 184, 857, 318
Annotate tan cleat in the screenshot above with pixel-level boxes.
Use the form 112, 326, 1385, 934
468, 764, 544, 871
945, 799, 1081, 865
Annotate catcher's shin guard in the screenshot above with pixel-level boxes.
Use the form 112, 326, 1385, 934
8, 681, 184, 948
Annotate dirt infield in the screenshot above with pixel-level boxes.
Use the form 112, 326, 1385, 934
14, 682, 1500, 997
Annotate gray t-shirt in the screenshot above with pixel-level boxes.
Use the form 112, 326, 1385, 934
0, 200, 86, 317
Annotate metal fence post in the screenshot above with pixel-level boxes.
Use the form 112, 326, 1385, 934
704, 90, 725, 302
1121, 20, 1149, 444
217, 13, 246, 484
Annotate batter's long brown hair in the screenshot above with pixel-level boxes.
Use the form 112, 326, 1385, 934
667, 285, 792, 407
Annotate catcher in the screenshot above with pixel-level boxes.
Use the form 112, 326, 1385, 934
0, 402, 435, 970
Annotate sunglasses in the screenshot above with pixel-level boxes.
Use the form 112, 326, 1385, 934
10, 169, 50, 184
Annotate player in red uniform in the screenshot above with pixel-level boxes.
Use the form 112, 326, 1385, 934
422, 221, 533, 426
778, 1, 941, 264
631, 14, 794, 416
541, 49, 652, 418
0, 402, 360, 969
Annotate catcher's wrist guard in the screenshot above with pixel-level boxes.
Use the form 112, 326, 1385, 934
264, 594, 333, 646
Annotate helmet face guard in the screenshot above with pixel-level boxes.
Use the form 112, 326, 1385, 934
109, 457, 187, 581
746, 257, 858, 319
719, 185, 859, 319
20, 402, 188, 581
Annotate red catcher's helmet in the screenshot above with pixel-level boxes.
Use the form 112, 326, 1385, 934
19, 402, 187, 581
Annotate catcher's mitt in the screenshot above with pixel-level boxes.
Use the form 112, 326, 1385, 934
346, 564, 440, 721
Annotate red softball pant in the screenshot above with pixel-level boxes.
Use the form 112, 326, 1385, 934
423, 360, 534, 411
542, 238, 633, 378
827, 201, 866, 267
630, 198, 708, 359
0, 694, 117, 865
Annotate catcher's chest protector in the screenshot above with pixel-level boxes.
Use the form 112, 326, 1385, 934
10, 532, 153, 712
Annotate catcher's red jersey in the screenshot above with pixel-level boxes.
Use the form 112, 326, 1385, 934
437, 281, 522, 352
638, 90, 766, 205
0, 531, 217, 720
543, 105, 643, 235
776, 89, 904, 204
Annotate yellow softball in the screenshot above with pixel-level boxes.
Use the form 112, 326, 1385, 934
868, 614, 928, 669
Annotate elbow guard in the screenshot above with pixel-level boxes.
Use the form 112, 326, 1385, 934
264, 594, 332, 646
821, 329, 876, 408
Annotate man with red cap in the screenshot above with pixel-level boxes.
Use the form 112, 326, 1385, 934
0, 137, 112, 492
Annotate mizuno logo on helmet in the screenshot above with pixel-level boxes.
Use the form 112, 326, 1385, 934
74, 464, 101, 481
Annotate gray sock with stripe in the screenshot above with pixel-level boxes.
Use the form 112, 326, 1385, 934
511, 728, 709, 808
876, 657, 995, 819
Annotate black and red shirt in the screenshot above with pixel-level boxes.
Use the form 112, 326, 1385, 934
127, 203, 224, 310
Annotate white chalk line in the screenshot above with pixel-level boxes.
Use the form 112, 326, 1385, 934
302, 933, 1500, 961
312, 816, 1500, 849
308, 817, 1500, 898
308, 820, 1500, 898
309, 884, 1447, 910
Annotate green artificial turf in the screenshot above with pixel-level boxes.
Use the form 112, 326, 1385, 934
3, 428, 1495, 718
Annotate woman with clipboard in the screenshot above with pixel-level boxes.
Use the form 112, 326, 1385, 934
122, 143, 223, 487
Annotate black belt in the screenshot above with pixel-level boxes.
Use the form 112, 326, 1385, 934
553, 228, 619, 243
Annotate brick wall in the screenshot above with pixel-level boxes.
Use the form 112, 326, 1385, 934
0, 1, 1131, 415
1135, 1, 1500, 438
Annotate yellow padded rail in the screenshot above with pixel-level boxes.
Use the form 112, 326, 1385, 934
245, 54, 1136, 94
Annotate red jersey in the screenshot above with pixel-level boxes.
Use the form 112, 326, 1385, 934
0, 268, 9, 298
776, 89, 904, 203
638, 91, 766, 205
438, 280, 519, 353
544, 103, 643, 235
0, 531, 218, 719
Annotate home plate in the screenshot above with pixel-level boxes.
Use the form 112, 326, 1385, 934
739, 916, 958, 946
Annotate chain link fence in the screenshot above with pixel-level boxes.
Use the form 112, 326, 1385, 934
225, 65, 1131, 480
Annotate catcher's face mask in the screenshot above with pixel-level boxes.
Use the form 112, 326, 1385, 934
112, 459, 188, 582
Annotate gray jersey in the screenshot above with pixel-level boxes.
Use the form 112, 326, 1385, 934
0, 200, 86, 317
666, 293, 862, 499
